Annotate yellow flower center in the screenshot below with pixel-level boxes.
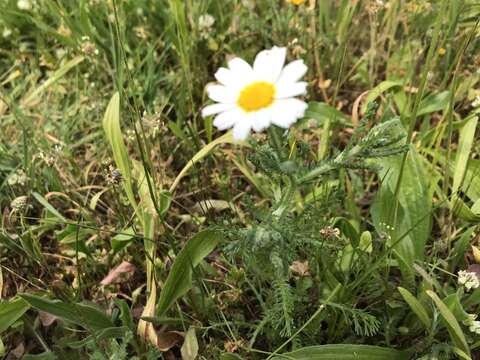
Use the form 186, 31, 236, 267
288, 0, 305, 5
237, 81, 276, 112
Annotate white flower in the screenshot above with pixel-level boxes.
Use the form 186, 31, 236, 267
463, 314, 480, 335
469, 320, 480, 335
2, 28, 12, 38
17, 0, 32, 10
472, 95, 480, 108
202, 46, 308, 140
458, 270, 480, 291
199, 14, 215, 30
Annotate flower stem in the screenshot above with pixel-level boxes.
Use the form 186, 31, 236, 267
268, 126, 285, 160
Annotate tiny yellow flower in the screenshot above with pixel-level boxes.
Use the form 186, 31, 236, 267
288, 0, 306, 5
438, 47, 446, 56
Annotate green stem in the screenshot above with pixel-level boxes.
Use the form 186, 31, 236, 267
272, 176, 296, 219
268, 126, 285, 160
267, 284, 342, 359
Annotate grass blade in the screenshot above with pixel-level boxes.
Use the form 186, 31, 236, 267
397, 287, 431, 329
426, 290, 471, 358
157, 229, 221, 317
0, 298, 30, 333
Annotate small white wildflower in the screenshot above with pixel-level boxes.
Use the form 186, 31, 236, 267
469, 320, 480, 335
39, 151, 56, 166
2, 28, 12, 38
199, 14, 215, 30
463, 313, 477, 325
80, 36, 99, 56
458, 270, 480, 291
19, 42, 29, 53
7, 169, 28, 186
463, 314, 480, 335
198, 14, 215, 39
55, 48, 67, 59
17, 0, 32, 10
472, 96, 480, 108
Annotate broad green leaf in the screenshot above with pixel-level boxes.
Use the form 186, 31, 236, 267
305, 102, 351, 126
273, 344, 409, 360
443, 293, 469, 323
397, 287, 431, 329
417, 91, 450, 116
23, 352, 57, 360
67, 326, 129, 349
0, 298, 30, 333
426, 290, 471, 357
464, 288, 480, 308
169, 131, 237, 192
102, 92, 137, 210
111, 227, 136, 253
452, 116, 478, 199
220, 354, 243, 360
157, 229, 221, 316
19, 294, 113, 332
115, 299, 135, 331
371, 147, 432, 266
32, 192, 66, 222
361, 80, 403, 113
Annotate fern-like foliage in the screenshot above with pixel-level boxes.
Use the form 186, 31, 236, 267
326, 302, 381, 337
270, 278, 295, 337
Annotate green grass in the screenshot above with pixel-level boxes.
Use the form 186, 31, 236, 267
1, 0, 480, 359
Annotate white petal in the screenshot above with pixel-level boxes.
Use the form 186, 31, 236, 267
202, 103, 235, 117
271, 99, 307, 128
232, 115, 253, 140
275, 81, 307, 99
253, 46, 287, 83
213, 107, 244, 130
276, 60, 307, 85
228, 57, 254, 83
214, 67, 239, 88
206, 84, 238, 103
251, 107, 272, 132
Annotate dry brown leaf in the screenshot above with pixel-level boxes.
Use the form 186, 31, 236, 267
157, 330, 184, 352
137, 283, 159, 347
10, 342, 25, 359
351, 90, 370, 126
472, 245, 480, 264
289, 260, 310, 277
39, 311, 58, 327
224, 339, 245, 353
101, 261, 136, 285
